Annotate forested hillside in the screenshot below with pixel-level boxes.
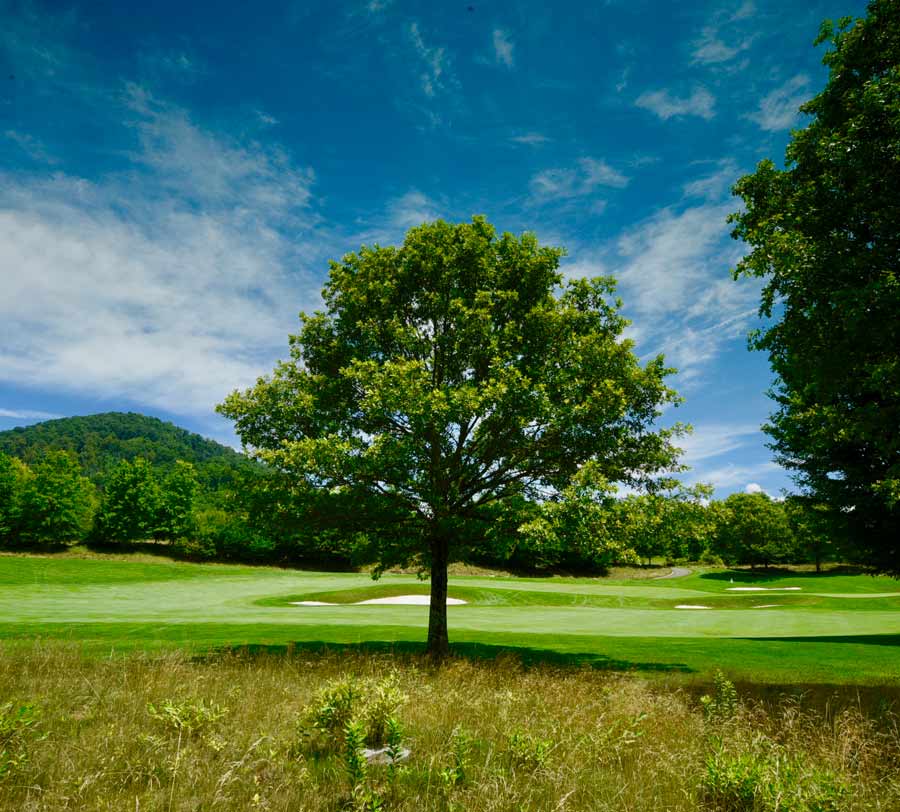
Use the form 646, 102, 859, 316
0, 412, 254, 487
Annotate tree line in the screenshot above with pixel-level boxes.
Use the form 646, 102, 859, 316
0, 447, 838, 573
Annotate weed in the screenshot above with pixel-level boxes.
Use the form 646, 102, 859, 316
440, 727, 471, 789
0, 702, 41, 780
505, 729, 552, 771
147, 697, 228, 735
364, 672, 406, 747
702, 671, 739, 723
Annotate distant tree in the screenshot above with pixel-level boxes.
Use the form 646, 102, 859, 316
713, 493, 796, 569
219, 217, 684, 656
619, 483, 714, 565
729, 0, 900, 573
93, 457, 163, 543
158, 460, 198, 539
784, 496, 838, 573
17, 451, 96, 545
0, 453, 29, 542
516, 464, 639, 572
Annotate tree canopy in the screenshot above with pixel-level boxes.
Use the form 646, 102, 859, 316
219, 217, 685, 654
730, 0, 900, 573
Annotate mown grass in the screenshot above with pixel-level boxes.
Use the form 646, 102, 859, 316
1, 643, 899, 811
4, 553, 900, 685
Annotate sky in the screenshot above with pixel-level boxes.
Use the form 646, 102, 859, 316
0, 0, 867, 498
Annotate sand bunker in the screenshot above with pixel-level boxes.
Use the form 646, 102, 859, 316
726, 586, 802, 592
291, 595, 467, 607
675, 604, 711, 609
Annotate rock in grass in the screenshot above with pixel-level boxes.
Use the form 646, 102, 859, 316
363, 746, 411, 765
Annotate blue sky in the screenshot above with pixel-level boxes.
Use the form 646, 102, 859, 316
0, 0, 866, 497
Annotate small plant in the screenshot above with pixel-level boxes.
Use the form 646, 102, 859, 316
364, 672, 406, 747
0, 702, 41, 780
384, 716, 405, 785
299, 673, 407, 754
148, 697, 228, 735
506, 730, 552, 771
343, 718, 368, 792
440, 727, 471, 789
701, 749, 763, 812
701, 671, 739, 723
300, 676, 361, 752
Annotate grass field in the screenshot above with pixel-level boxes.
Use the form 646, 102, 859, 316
2, 553, 900, 685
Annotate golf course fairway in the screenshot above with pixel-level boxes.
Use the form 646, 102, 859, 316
2, 554, 899, 685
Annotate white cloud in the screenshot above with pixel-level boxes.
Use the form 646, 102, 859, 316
0, 89, 325, 418
601, 197, 761, 383
408, 22, 446, 97
635, 86, 716, 121
748, 74, 810, 131
387, 189, 441, 230
683, 161, 738, 201
530, 158, 628, 201
691, 27, 754, 65
510, 132, 549, 146
676, 422, 764, 466
0, 408, 61, 421
745, 482, 764, 494
5, 130, 57, 164
687, 461, 781, 491
615, 203, 732, 315
493, 29, 514, 68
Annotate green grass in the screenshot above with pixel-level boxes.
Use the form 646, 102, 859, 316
2, 553, 899, 685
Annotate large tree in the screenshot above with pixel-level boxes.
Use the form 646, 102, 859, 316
219, 218, 683, 655
730, 0, 900, 573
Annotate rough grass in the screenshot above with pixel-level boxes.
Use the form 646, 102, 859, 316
1, 643, 899, 811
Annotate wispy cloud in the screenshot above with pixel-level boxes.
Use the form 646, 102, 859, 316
604, 197, 760, 383
635, 86, 716, 121
676, 422, 764, 466
683, 160, 738, 201
687, 461, 782, 491
530, 158, 628, 201
748, 74, 810, 131
408, 22, 447, 97
0, 408, 62, 421
492, 29, 514, 68
387, 189, 441, 230
5, 131, 57, 164
690, 1, 757, 66
0, 88, 325, 417
510, 132, 550, 146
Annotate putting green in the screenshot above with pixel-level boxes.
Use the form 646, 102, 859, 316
2, 555, 900, 685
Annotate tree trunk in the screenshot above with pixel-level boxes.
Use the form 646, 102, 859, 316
427, 530, 450, 659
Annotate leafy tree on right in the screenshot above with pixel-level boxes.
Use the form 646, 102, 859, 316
730, 0, 900, 573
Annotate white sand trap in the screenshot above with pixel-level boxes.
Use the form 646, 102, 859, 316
291, 595, 467, 606
726, 586, 802, 592
358, 595, 467, 605
675, 604, 711, 609
292, 600, 336, 606
753, 604, 780, 608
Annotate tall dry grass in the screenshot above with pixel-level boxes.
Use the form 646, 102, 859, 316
0, 642, 898, 811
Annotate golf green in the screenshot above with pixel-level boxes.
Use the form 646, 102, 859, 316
2, 554, 899, 685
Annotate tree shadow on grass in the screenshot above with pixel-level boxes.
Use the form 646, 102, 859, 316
700, 566, 875, 584
741, 634, 900, 647
200, 638, 693, 674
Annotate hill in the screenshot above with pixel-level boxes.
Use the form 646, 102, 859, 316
0, 412, 253, 487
